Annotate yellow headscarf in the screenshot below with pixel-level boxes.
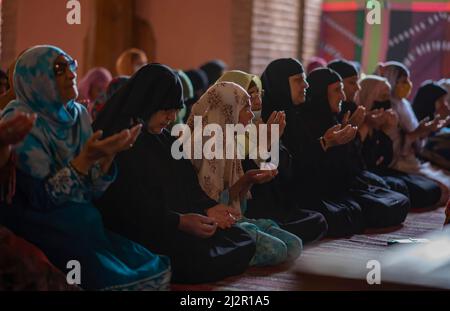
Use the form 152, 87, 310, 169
217, 70, 262, 93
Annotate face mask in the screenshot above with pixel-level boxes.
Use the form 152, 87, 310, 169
252, 110, 262, 121
395, 81, 412, 99
372, 100, 392, 110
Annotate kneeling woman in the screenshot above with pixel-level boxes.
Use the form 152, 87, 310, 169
187, 82, 302, 266
296, 68, 410, 234
93, 64, 256, 284
217, 70, 328, 243
0, 46, 170, 290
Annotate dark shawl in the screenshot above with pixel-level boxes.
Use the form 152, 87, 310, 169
200, 60, 227, 86
93, 64, 217, 253
412, 80, 448, 122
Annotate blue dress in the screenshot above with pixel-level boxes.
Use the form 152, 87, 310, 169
219, 190, 302, 266
0, 45, 171, 290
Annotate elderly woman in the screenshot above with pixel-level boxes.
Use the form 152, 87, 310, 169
0, 46, 171, 290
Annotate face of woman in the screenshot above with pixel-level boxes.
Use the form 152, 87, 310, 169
238, 98, 254, 126
54, 55, 78, 104
328, 81, 346, 113
248, 86, 262, 112
394, 75, 413, 99
435, 95, 450, 119
343, 75, 361, 102
147, 109, 179, 134
289, 73, 309, 106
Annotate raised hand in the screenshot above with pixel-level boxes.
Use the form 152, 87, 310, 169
365, 108, 385, 130
266, 111, 287, 140
322, 124, 358, 150
71, 124, 142, 174
343, 106, 366, 128
229, 168, 278, 203
0, 112, 37, 148
381, 109, 399, 131
245, 168, 278, 184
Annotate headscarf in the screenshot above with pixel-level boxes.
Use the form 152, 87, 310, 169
185, 69, 208, 95
1, 45, 92, 179
187, 82, 250, 212
87, 74, 127, 121
116, 48, 148, 76
217, 70, 262, 93
177, 70, 194, 101
200, 60, 227, 86
306, 56, 327, 74
105, 76, 130, 102
93, 63, 184, 137
302, 68, 342, 137
327, 59, 358, 79
356, 75, 391, 110
261, 58, 305, 121
413, 80, 448, 122
77, 67, 112, 102
375, 61, 409, 95
377, 61, 418, 132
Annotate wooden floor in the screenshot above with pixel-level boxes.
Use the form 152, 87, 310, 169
172, 207, 447, 291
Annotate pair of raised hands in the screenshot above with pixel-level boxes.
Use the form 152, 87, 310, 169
0, 111, 143, 175
365, 108, 399, 131
321, 106, 366, 151
71, 124, 142, 175
413, 114, 450, 140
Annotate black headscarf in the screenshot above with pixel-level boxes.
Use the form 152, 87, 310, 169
302, 68, 342, 138
327, 59, 358, 80
93, 64, 183, 136
200, 60, 227, 86
185, 69, 208, 94
412, 80, 448, 122
327, 60, 359, 118
261, 58, 305, 121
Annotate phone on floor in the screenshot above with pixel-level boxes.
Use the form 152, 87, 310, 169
387, 238, 430, 245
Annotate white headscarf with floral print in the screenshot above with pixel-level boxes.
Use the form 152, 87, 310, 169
187, 82, 250, 212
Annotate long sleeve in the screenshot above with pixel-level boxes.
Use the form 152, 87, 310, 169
16, 134, 116, 206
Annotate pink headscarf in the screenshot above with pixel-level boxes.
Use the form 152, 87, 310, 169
306, 56, 327, 74
78, 67, 112, 102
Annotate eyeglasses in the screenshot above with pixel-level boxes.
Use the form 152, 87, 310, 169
250, 89, 265, 99
53, 58, 78, 77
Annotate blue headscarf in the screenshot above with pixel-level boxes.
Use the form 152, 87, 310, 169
1, 45, 92, 179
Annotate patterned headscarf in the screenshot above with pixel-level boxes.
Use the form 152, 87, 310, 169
187, 82, 250, 212
217, 70, 262, 93
356, 75, 391, 110
1, 45, 92, 179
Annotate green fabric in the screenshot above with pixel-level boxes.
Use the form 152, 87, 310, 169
217, 70, 262, 92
